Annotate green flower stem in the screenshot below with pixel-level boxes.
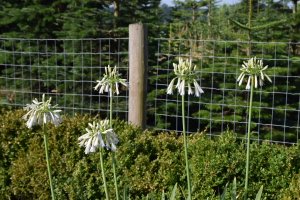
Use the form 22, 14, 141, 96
43, 121, 55, 200
110, 90, 113, 129
244, 75, 254, 200
182, 95, 192, 200
99, 147, 110, 200
110, 90, 120, 200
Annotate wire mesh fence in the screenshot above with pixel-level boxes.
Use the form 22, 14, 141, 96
150, 38, 300, 145
0, 38, 129, 120
1, 37, 300, 145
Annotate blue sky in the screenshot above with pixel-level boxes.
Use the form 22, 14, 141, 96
161, 0, 292, 6
161, 0, 238, 6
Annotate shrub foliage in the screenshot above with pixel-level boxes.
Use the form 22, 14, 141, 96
0, 106, 299, 199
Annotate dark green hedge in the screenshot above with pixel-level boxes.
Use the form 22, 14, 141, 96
0, 106, 299, 200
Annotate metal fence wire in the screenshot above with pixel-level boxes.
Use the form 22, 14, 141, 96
1, 38, 300, 145
0, 38, 129, 121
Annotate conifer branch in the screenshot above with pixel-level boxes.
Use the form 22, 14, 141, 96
251, 20, 286, 30
228, 18, 251, 30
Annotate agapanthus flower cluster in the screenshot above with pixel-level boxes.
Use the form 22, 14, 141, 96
94, 65, 129, 97
78, 119, 119, 154
167, 58, 204, 96
237, 57, 272, 89
22, 94, 63, 129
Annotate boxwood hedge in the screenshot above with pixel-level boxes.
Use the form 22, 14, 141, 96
0, 106, 299, 199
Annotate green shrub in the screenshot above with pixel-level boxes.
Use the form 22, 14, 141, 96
0, 106, 42, 199
0, 107, 299, 199
279, 172, 300, 199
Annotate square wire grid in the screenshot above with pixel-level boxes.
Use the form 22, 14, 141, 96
1, 37, 300, 145
150, 38, 300, 145
0, 38, 129, 121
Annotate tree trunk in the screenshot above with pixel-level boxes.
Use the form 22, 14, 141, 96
170, 23, 172, 38
266, 1, 270, 42
219, 10, 221, 32
293, 0, 297, 17
114, 0, 120, 28
249, 0, 252, 31
193, 6, 195, 21
291, 0, 298, 55
179, 22, 181, 39
208, 0, 211, 39
248, 0, 252, 55
114, 0, 120, 62
192, 2, 196, 43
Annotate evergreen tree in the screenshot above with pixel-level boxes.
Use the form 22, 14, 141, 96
228, 0, 286, 41
161, 3, 172, 23
0, 0, 165, 120
171, 0, 222, 40
54, 0, 111, 39
0, 0, 65, 38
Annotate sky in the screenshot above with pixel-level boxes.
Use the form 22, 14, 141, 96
161, 0, 292, 6
161, 0, 238, 6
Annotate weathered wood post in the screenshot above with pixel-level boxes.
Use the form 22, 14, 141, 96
129, 24, 148, 129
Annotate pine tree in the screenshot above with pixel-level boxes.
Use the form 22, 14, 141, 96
54, 0, 111, 39
171, 0, 222, 40
228, 0, 286, 41
0, 0, 65, 38
0, 0, 165, 119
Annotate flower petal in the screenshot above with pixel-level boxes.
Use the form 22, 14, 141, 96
246, 76, 251, 90
84, 138, 93, 154
255, 75, 258, 88
264, 73, 272, 83
239, 73, 245, 86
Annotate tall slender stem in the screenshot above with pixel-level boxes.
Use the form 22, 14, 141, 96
182, 95, 192, 200
244, 75, 254, 200
110, 90, 120, 200
43, 121, 55, 200
110, 90, 113, 129
99, 147, 110, 200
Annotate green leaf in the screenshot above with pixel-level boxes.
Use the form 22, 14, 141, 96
178, 184, 187, 200
161, 190, 165, 200
170, 183, 177, 200
123, 184, 127, 200
231, 178, 236, 200
151, 191, 154, 200
220, 184, 227, 200
255, 185, 264, 200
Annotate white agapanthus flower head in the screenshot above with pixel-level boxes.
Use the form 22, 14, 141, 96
21, 94, 63, 129
237, 57, 272, 90
94, 65, 129, 97
78, 119, 119, 154
104, 128, 119, 151
167, 58, 204, 96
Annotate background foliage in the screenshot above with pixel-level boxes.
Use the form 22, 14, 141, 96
1, 0, 300, 143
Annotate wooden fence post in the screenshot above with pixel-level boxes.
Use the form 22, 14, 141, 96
129, 24, 148, 129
